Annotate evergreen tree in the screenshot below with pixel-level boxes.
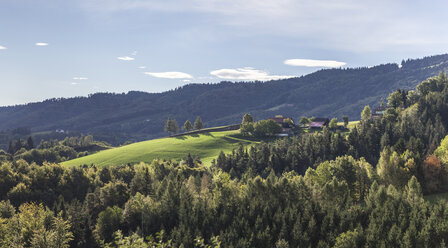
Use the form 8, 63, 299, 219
26, 136, 34, 150
171, 119, 179, 134
164, 117, 174, 134
7, 140, 14, 154
342, 116, 349, 128
183, 120, 193, 132
194, 116, 204, 130
164, 117, 179, 135
185, 153, 194, 167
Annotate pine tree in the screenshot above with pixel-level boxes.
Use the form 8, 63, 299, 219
185, 153, 194, 167
164, 117, 178, 135
183, 120, 193, 132
342, 116, 349, 128
171, 119, 179, 134
194, 116, 204, 130
7, 140, 14, 154
27, 136, 34, 150
164, 117, 174, 134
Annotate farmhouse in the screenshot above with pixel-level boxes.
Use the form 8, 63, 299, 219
309, 118, 329, 129
269, 115, 295, 136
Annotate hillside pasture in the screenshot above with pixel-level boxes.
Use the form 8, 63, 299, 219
62, 130, 261, 167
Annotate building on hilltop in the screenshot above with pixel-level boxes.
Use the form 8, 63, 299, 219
309, 118, 329, 129
269, 115, 295, 136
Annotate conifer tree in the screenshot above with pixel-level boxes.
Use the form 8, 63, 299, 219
194, 116, 204, 130
164, 117, 179, 135
164, 117, 173, 134
183, 120, 193, 132
27, 136, 34, 150
171, 119, 179, 134
342, 116, 349, 128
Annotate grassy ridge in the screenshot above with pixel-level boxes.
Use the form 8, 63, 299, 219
62, 130, 260, 167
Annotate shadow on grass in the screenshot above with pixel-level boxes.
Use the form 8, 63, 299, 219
222, 136, 244, 144
175, 136, 187, 140
229, 133, 275, 142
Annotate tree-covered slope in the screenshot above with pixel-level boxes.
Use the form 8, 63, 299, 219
1, 54, 448, 145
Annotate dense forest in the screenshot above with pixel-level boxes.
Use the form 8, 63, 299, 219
2, 73, 448, 247
1, 54, 448, 147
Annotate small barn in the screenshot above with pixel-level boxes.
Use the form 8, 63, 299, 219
309, 118, 329, 129
269, 115, 295, 136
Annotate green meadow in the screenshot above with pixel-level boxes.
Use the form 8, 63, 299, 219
62, 130, 261, 167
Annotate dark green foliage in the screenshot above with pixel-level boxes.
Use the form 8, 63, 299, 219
1, 157, 448, 248
182, 120, 193, 132
240, 123, 255, 136
164, 118, 179, 135
342, 115, 349, 127
242, 113, 254, 124
253, 119, 282, 137
361, 105, 372, 121
194, 116, 204, 130
2, 72, 448, 247
299, 116, 311, 125
329, 117, 338, 129
3, 135, 109, 165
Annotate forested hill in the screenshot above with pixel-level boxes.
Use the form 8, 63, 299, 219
1, 54, 448, 144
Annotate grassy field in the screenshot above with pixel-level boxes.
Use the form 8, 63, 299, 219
337, 120, 360, 130
62, 130, 261, 167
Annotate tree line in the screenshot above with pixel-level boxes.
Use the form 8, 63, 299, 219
2, 73, 448, 247
164, 117, 204, 135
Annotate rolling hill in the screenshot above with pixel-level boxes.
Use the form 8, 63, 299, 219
62, 130, 261, 167
1, 54, 448, 146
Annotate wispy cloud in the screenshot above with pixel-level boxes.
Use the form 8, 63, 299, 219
131, 51, 137, 56
182, 79, 191, 83
138, 66, 146, 69
210, 67, 294, 81
80, 0, 446, 53
71, 82, 79, 85
144, 71, 193, 79
117, 56, 135, 61
284, 59, 346, 68
73, 77, 88, 80
0, 45, 6, 50
35, 42, 49, 46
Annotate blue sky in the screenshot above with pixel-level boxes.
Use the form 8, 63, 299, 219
0, 0, 448, 106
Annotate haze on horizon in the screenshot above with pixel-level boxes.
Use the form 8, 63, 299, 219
1, 0, 448, 106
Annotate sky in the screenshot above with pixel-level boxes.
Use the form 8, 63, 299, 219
1, 0, 448, 106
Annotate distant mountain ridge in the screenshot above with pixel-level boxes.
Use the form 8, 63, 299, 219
1, 54, 448, 144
